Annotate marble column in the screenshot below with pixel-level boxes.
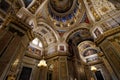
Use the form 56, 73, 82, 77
0, 31, 21, 79
0, 15, 33, 80
39, 66, 47, 80
99, 39, 120, 80
58, 56, 69, 80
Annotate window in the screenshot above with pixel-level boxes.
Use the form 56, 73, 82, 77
27, 38, 43, 56
31, 38, 43, 48
32, 38, 39, 45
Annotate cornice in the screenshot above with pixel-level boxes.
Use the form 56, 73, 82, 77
2, 15, 34, 40
45, 52, 69, 60
95, 26, 120, 45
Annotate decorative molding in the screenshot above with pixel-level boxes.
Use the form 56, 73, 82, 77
95, 26, 120, 44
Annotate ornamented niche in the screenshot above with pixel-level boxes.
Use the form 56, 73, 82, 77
94, 28, 102, 38
58, 44, 66, 52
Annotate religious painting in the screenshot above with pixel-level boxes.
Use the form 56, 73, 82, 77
35, 49, 41, 56
94, 28, 101, 38
83, 44, 91, 49
59, 45, 65, 51
83, 49, 97, 57
28, 46, 35, 53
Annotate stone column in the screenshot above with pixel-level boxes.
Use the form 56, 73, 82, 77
99, 39, 120, 80
102, 56, 118, 80
58, 56, 69, 80
53, 58, 59, 80
0, 31, 21, 79
39, 66, 47, 80
0, 15, 33, 80
84, 65, 92, 80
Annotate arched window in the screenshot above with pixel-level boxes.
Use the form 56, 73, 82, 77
27, 38, 43, 56
31, 38, 43, 48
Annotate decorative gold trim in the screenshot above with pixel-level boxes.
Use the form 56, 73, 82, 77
95, 26, 120, 44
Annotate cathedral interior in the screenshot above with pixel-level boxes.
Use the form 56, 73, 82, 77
0, 0, 120, 80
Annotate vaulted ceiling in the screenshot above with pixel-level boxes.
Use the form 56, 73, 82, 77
0, 0, 118, 48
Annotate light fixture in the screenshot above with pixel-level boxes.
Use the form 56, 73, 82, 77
38, 59, 47, 67
90, 66, 97, 71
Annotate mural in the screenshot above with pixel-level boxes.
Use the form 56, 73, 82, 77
83, 49, 97, 57
27, 46, 42, 56
50, 0, 73, 13
94, 28, 101, 38
59, 45, 65, 52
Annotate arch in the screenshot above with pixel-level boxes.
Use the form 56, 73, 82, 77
36, 20, 60, 41
64, 23, 92, 43
30, 37, 43, 48
32, 30, 47, 48
29, 37, 44, 49
27, 37, 43, 56
77, 40, 99, 63
82, 48, 98, 57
